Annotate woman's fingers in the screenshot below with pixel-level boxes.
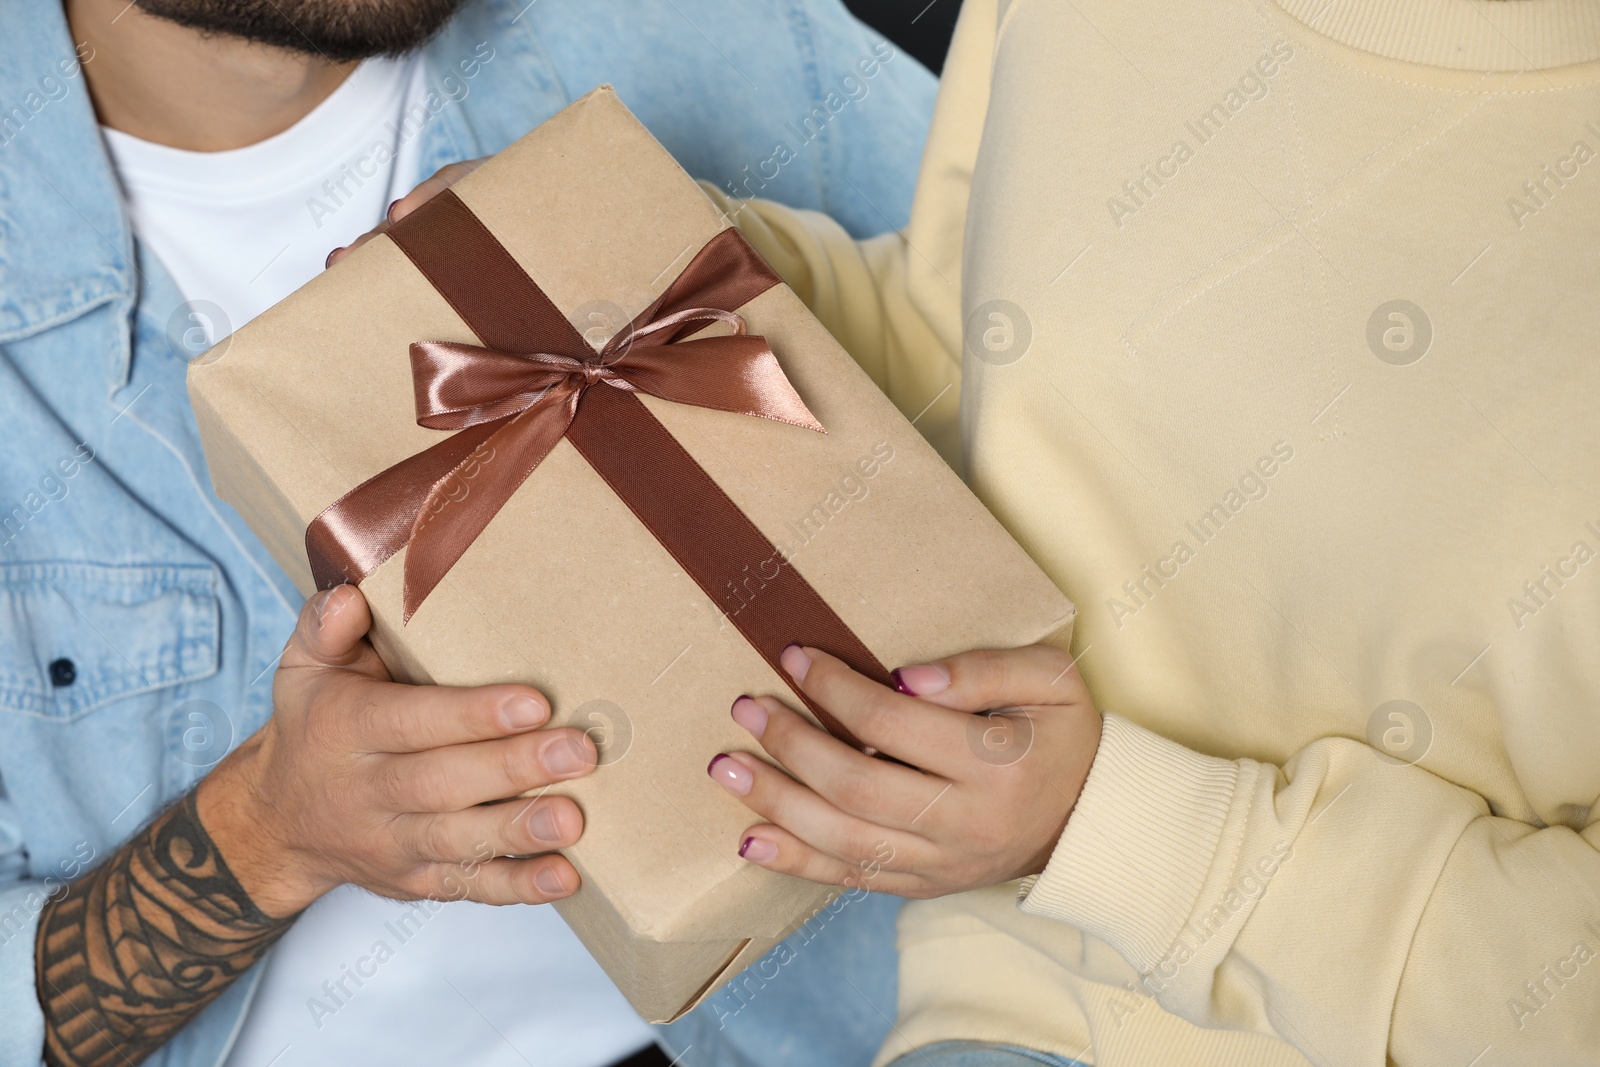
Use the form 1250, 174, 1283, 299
889, 644, 1088, 713
729, 695, 947, 829
731, 822, 926, 897
707, 751, 925, 872
776, 645, 978, 776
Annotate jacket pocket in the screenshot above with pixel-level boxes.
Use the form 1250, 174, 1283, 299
0, 561, 220, 720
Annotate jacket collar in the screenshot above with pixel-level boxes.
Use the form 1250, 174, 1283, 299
0, 5, 135, 376
0, 0, 566, 390
413, 0, 570, 168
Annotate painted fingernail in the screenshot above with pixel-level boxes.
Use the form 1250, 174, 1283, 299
527, 804, 562, 844
891, 664, 950, 696
324, 247, 344, 269
542, 735, 591, 776
386, 198, 402, 222
707, 754, 753, 796
780, 644, 812, 684
731, 696, 768, 738
534, 864, 568, 895
501, 695, 546, 731
739, 836, 778, 862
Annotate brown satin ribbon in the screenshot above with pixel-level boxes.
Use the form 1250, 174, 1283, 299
305, 190, 891, 749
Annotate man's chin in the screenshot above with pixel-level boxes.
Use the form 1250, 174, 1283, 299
134, 0, 470, 63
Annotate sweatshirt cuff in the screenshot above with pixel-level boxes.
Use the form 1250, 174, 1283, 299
0, 882, 47, 1066
1019, 712, 1241, 974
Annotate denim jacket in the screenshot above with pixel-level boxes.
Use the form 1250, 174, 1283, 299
0, 3, 932, 1063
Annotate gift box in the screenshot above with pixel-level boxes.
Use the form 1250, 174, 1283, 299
188, 87, 1075, 1022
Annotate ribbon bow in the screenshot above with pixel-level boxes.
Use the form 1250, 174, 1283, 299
307, 225, 824, 621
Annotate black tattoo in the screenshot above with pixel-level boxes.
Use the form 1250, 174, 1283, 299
35, 791, 292, 1067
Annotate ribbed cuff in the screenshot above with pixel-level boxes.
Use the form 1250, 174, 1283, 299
0, 882, 47, 1067
1019, 713, 1241, 974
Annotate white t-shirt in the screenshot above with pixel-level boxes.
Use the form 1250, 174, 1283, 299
103, 56, 655, 1067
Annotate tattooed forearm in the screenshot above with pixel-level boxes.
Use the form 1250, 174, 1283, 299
34, 791, 295, 1067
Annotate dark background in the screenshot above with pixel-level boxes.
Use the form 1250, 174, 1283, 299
844, 0, 960, 73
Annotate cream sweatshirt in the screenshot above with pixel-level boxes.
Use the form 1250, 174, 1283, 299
706, 0, 1600, 1064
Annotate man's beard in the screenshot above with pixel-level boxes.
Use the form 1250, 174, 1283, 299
135, 0, 470, 62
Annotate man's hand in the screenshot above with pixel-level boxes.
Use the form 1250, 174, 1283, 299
201, 583, 595, 916
325, 159, 486, 268
706, 644, 1103, 899
37, 583, 590, 1066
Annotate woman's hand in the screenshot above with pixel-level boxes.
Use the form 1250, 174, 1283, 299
707, 643, 1103, 898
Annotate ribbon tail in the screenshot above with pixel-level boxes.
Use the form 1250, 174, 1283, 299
306, 419, 504, 592
400, 389, 579, 620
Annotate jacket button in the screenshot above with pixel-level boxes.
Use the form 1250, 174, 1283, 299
48, 658, 76, 687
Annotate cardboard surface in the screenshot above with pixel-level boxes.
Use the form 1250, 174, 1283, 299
189, 87, 1076, 1022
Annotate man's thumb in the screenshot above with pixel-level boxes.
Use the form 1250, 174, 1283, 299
286, 584, 372, 668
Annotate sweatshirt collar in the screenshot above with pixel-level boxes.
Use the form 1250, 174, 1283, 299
1274, 0, 1600, 71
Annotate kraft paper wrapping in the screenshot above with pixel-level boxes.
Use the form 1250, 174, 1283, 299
188, 87, 1076, 1022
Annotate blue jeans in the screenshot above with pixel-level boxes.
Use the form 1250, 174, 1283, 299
654, 893, 1088, 1067
656, 892, 904, 1067
887, 1043, 1089, 1067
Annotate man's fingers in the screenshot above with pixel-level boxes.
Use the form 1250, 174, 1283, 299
280, 587, 555, 753
378, 727, 596, 812
280, 585, 381, 673
731, 695, 944, 829
890, 645, 1087, 712
325, 159, 488, 268
777, 645, 975, 775
413, 854, 581, 905
398, 795, 583, 863
340, 676, 552, 753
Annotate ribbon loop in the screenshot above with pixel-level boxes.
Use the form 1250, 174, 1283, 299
410, 341, 579, 430
612, 306, 749, 356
